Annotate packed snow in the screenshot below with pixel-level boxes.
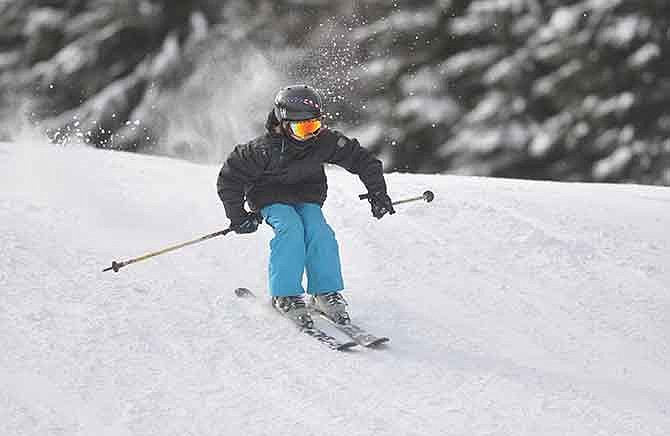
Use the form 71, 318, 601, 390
1, 140, 669, 436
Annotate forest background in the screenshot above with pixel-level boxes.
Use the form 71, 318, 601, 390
1, 0, 669, 185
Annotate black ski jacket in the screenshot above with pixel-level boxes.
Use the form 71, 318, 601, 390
217, 126, 387, 223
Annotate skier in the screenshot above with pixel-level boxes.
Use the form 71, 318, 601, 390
217, 84, 395, 327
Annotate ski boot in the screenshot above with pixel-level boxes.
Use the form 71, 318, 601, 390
272, 295, 313, 328
309, 292, 350, 325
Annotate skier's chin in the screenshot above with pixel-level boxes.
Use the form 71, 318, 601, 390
290, 134, 316, 143
288, 134, 318, 149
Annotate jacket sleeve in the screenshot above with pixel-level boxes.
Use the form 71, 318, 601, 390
217, 143, 267, 222
326, 131, 388, 194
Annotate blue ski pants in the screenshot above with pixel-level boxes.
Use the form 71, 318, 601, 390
260, 203, 344, 297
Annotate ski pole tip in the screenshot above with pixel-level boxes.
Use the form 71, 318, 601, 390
103, 261, 122, 273
423, 190, 435, 202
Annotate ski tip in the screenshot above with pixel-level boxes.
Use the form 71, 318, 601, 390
234, 287, 255, 297
336, 342, 359, 351
365, 337, 390, 348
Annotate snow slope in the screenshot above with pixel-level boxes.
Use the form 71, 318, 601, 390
1, 140, 669, 436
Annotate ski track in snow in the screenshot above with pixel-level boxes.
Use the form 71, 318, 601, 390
1, 140, 670, 436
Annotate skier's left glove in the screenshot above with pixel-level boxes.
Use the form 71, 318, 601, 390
230, 211, 263, 234
367, 191, 396, 219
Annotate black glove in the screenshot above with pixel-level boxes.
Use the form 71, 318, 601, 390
230, 211, 262, 234
367, 191, 396, 219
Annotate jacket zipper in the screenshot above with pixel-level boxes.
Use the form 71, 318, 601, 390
279, 138, 286, 165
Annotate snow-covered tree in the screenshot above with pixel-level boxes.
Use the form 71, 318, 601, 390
0, 0, 341, 161
351, 0, 670, 184
2, 0, 669, 184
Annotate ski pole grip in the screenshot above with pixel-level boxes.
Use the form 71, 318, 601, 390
358, 193, 370, 200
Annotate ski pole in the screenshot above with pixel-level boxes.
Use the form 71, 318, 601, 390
103, 228, 233, 273
359, 190, 435, 206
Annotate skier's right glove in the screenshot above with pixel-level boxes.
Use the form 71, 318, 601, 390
230, 211, 262, 234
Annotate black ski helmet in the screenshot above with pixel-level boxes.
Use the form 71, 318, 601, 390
273, 85, 323, 122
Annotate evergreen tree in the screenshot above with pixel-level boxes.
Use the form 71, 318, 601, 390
351, 0, 670, 184
2, 0, 669, 184
0, 0, 338, 160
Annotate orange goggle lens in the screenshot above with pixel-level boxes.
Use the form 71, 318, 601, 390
289, 118, 322, 139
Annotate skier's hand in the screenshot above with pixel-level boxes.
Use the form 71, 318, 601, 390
230, 211, 262, 234
367, 191, 396, 219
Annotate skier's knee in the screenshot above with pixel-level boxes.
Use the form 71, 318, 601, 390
307, 221, 336, 242
274, 217, 304, 237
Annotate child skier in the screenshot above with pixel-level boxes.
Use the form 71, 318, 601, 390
217, 85, 394, 327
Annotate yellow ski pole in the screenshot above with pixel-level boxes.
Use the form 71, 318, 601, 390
103, 228, 233, 273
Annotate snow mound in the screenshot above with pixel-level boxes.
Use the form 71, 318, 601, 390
1, 141, 669, 435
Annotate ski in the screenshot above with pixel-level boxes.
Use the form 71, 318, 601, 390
312, 310, 390, 347
234, 288, 357, 351
296, 324, 358, 351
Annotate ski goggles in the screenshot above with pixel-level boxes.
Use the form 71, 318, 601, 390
288, 118, 322, 140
